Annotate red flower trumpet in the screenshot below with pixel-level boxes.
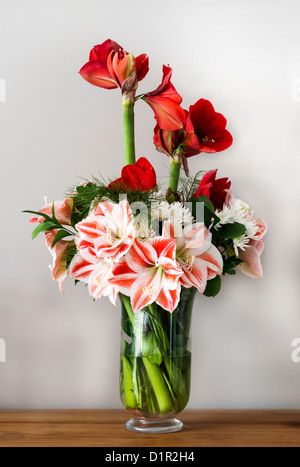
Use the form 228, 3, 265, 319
193, 169, 231, 210
79, 39, 149, 94
154, 98, 233, 157
109, 157, 157, 192
142, 66, 186, 131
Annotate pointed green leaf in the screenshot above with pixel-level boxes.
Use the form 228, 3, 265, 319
216, 222, 246, 239
190, 195, 215, 213
51, 230, 72, 249
23, 210, 53, 223
31, 221, 58, 240
52, 202, 57, 222
203, 275, 221, 297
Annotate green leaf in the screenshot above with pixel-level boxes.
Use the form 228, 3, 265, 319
190, 196, 216, 227
31, 221, 58, 240
51, 230, 72, 249
190, 195, 215, 213
215, 222, 246, 239
213, 213, 221, 226
51, 202, 57, 222
142, 332, 163, 365
23, 210, 53, 223
203, 275, 221, 297
223, 256, 243, 275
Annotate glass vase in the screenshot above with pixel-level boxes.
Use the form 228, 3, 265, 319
119, 287, 196, 434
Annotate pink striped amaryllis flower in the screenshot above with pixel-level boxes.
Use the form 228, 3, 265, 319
45, 230, 74, 293
109, 238, 184, 313
163, 221, 223, 293
69, 252, 119, 305
75, 199, 136, 264
29, 199, 73, 225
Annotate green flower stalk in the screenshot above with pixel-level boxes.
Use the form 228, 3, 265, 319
120, 290, 195, 418
167, 154, 182, 203
122, 86, 137, 166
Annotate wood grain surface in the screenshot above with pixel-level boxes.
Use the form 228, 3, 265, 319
0, 410, 299, 447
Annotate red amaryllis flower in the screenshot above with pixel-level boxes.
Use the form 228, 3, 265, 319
153, 115, 200, 157
79, 39, 149, 93
193, 170, 231, 210
142, 65, 186, 131
188, 99, 233, 153
108, 157, 157, 192
154, 98, 233, 158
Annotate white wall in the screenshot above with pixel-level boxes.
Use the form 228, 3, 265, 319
0, 0, 299, 409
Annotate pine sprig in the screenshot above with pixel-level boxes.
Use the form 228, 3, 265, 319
178, 170, 206, 203
69, 179, 164, 226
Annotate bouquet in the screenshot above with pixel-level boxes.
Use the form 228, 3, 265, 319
24, 40, 267, 432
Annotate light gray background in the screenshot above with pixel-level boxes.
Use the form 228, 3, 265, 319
0, 0, 299, 409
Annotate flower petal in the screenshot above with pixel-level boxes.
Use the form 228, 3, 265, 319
109, 258, 138, 295
79, 60, 118, 89
156, 283, 181, 312
125, 239, 157, 272
130, 269, 162, 313
69, 253, 95, 283
143, 96, 186, 131
88, 261, 114, 299
149, 237, 177, 261
180, 258, 208, 293
238, 239, 264, 278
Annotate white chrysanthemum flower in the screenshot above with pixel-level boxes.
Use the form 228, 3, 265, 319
151, 201, 194, 237
215, 198, 259, 255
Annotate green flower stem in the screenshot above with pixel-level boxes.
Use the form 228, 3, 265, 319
121, 295, 173, 414
142, 357, 173, 413
167, 159, 181, 203
122, 101, 136, 166
121, 295, 136, 327
122, 355, 137, 409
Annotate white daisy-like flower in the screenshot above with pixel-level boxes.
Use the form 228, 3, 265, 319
215, 196, 259, 255
151, 201, 194, 237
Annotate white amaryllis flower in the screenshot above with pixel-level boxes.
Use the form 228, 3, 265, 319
75, 199, 136, 263
69, 251, 119, 305
215, 192, 262, 255
109, 238, 183, 313
163, 221, 223, 294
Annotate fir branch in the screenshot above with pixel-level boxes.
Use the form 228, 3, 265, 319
178, 170, 206, 203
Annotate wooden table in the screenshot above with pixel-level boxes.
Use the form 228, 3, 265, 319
0, 410, 299, 447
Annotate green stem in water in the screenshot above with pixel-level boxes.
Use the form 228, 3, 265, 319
122, 100, 136, 166
122, 355, 137, 409
142, 357, 173, 413
120, 295, 173, 414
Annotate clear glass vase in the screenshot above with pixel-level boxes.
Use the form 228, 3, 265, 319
119, 287, 196, 433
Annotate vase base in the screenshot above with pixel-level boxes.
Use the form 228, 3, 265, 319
125, 417, 183, 434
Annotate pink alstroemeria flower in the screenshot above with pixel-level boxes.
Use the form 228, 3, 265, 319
69, 252, 119, 304
75, 199, 135, 263
45, 230, 74, 293
223, 192, 267, 279
29, 199, 73, 226
163, 221, 223, 293
109, 238, 183, 313
237, 217, 267, 279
